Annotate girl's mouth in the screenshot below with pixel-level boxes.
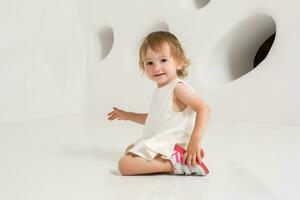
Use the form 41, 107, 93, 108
154, 73, 166, 77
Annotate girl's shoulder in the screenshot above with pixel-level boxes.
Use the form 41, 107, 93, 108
174, 78, 196, 93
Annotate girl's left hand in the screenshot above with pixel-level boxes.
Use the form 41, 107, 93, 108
182, 136, 202, 168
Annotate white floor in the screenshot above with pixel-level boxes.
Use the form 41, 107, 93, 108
0, 113, 299, 200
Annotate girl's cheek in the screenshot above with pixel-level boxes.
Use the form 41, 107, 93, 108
145, 68, 151, 74
145, 69, 151, 76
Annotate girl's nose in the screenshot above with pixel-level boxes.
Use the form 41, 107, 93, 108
153, 62, 161, 70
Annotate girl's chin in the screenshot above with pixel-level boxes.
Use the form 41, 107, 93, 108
156, 80, 171, 87
153, 76, 166, 82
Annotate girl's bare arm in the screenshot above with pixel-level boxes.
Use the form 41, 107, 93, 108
125, 112, 148, 125
173, 83, 211, 167
107, 107, 148, 125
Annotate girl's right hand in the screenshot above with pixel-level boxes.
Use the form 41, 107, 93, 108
107, 107, 129, 121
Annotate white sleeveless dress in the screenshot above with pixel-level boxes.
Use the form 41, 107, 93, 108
127, 78, 196, 161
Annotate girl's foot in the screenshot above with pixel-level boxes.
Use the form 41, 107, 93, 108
170, 144, 209, 176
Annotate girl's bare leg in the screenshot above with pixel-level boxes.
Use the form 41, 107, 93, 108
118, 152, 174, 176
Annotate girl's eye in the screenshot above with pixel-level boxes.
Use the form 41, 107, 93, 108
145, 61, 153, 66
161, 59, 168, 63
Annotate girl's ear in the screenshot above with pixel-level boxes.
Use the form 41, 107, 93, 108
176, 62, 183, 70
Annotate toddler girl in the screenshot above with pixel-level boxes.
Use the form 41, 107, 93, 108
107, 31, 211, 176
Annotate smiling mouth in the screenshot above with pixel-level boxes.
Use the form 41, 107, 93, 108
154, 73, 166, 77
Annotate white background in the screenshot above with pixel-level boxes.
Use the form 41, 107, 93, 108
0, 0, 299, 199
0, 0, 299, 125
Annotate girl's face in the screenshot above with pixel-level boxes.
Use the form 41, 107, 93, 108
143, 44, 181, 87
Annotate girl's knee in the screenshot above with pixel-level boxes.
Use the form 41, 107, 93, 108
118, 156, 134, 176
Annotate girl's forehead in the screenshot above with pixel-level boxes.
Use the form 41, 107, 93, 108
144, 44, 171, 59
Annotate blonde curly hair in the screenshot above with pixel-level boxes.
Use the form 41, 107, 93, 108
139, 31, 190, 79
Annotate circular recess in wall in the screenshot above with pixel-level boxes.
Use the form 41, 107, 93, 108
205, 14, 276, 84
193, 0, 210, 9
147, 21, 169, 33
181, 0, 210, 10
253, 33, 275, 68
96, 26, 114, 61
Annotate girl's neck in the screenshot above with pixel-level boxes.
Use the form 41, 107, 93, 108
157, 77, 178, 88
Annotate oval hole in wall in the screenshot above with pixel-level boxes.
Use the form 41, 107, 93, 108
253, 33, 276, 68
193, 0, 210, 9
148, 21, 169, 33
98, 26, 114, 61
206, 14, 276, 84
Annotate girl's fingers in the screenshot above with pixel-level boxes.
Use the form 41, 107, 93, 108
108, 108, 119, 115
182, 153, 187, 164
186, 154, 192, 167
108, 113, 118, 120
192, 155, 197, 167
107, 111, 115, 116
108, 107, 124, 121
196, 152, 202, 164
